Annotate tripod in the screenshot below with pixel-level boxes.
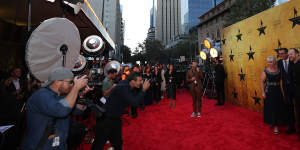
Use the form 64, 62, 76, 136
202, 64, 216, 100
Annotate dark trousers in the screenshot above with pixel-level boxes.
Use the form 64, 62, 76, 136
91, 117, 122, 150
153, 84, 161, 103
131, 107, 138, 117
295, 87, 300, 137
283, 87, 296, 130
216, 83, 225, 105
192, 92, 202, 113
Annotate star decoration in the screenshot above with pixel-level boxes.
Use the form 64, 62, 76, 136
229, 50, 234, 62
247, 45, 255, 60
289, 8, 300, 28
274, 40, 283, 58
257, 20, 267, 36
222, 35, 226, 45
236, 29, 242, 41
252, 90, 261, 105
238, 68, 246, 81
232, 89, 238, 99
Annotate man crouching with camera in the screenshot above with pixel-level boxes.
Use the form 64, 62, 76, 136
22, 67, 92, 150
91, 72, 150, 150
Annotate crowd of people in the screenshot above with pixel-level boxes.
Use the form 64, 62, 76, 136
1, 48, 300, 149
261, 48, 300, 139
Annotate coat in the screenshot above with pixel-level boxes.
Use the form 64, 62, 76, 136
186, 68, 203, 95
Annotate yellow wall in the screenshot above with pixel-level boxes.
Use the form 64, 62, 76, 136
221, 0, 300, 113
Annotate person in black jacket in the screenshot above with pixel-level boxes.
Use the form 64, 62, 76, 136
277, 48, 296, 134
288, 48, 300, 140
91, 72, 150, 150
152, 65, 162, 104
165, 64, 177, 108
214, 57, 226, 106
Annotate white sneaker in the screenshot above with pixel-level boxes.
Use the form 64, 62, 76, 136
197, 112, 201, 118
191, 112, 196, 117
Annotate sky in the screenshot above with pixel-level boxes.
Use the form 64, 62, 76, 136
120, 0, 153, 51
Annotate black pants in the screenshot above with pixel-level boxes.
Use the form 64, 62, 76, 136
91, 116, 122, 150
131, 106, 138, 118
153, 84, 161, 103
295, 87, 300, 137
216, 83, 225, 105
283, 88, 296, 130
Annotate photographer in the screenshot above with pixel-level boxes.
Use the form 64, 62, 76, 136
102, 69, 118, 100
91, 72, 151, 150
22, 67, 91, 150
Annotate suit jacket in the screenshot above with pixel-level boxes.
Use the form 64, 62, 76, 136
277, 59, 294, 94
186, 68, 203, 94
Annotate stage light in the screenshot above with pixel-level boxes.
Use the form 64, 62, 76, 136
200, 51, 207, 60
83, 35, 104, 53
46, 0, 55, 2
204, 38, 213, 49
210, 48, 218, 58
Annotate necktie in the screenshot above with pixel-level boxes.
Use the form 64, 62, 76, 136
284, 60, 288, 73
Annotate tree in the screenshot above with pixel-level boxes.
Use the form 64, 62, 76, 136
120, 45, 132, 63
224, 0, 275, 27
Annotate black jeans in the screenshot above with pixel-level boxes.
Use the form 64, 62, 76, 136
295, 86, 300, 137
216, 82, 225, 104
91, 116, 122, 150
153, 84, 161, 103
283, 87, 296, 130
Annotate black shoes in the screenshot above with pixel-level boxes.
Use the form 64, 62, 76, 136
215, 103, 224, 106
286, 128, 296, 134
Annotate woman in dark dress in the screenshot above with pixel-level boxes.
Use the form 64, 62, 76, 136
261, 56, 288, 134
152, 65, 162, 104
165, 64, 177, 108
143, 66, 153, 105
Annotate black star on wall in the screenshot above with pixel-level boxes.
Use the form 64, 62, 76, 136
289, 8, 300, 28
274, 40, 283, 58
238, 68, 246, 81
232, 88, 238, 99
247, 45, 255, 60
252, 90, 261, 105
222, 35, 226, 45
236, 29, 243, 41
257, 20, 267, 36
229, 50, 234, 62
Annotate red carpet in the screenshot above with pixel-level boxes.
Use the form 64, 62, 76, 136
83, 90, 300, 150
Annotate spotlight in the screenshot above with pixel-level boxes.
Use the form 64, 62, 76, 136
200, 49, 209, 60
210, 48, 218, 58
83, 35, 104, 53
204, 38, 213, 49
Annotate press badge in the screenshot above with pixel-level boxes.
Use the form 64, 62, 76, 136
52, 136, 60, 147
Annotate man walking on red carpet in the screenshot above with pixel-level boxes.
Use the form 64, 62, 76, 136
186, 61, 203, 118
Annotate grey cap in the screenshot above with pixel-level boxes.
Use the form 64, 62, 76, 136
43, 67, 74, 87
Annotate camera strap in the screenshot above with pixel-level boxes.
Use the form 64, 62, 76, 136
36, 118, 56, 150
35, 87, 58, 150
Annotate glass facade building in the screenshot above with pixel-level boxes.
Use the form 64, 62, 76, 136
182, 0, 224, 34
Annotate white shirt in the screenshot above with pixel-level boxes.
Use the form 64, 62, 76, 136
283, 58, 289, 71
12, 78, 20, 90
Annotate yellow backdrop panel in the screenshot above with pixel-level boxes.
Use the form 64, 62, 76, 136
221, 0, 300, 113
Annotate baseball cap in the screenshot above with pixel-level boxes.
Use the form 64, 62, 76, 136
43, 67, 74, 87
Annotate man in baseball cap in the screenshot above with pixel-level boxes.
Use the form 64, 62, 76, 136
22, 67, 90, 150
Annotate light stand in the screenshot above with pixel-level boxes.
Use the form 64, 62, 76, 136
200, 38, 219, 99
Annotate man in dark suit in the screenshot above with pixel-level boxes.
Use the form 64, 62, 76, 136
288, 48, 300, 140
277, 48, 295, 134
215, 57, 226, 106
